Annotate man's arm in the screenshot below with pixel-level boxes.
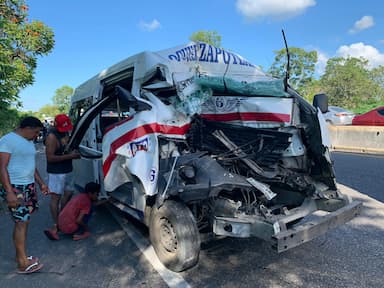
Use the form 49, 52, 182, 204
34, 168, 49, 195
0, 152, 18, 208
45, 133, 80, 163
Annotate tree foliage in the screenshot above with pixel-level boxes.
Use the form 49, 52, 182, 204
0, 0, 54, 107
189, 30, 222, 47
268, 47, 317, 95
300, 79, 323, 104
267, 45, 384, 110
37, 104, 60, 118
52, 85, 73, 113
370, 66, 384, 87
369, 65, 384, 101
0, 107, 21, 136
319, 57, 378, 109
0, 107, 35, 136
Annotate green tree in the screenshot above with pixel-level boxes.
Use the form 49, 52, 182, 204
0, 108, 34, 136
301, 79, 323, 104
189, 30, 222, 47
369, 65, 384, 101
0, 107, 20, 136
36, 104, 60, 119
320, 57, 377, 109
52, 85, 73, 113
268, 47, 317, 95
0, 0, 54, 107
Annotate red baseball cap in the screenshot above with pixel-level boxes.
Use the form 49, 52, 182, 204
54, 114, 73, 133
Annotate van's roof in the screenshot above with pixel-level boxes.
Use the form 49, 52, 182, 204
71, 42, 278, 103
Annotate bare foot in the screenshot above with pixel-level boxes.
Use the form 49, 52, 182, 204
73, 231, 91, 241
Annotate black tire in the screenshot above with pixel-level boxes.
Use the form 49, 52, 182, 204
149, 200, 200, 272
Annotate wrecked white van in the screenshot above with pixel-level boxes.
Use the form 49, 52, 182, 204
67, 42, 362, 272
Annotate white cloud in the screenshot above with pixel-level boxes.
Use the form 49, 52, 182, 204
315, 50, 329, 75
236, 0, 316, 20
336, 42, 384, 68
139, 19, 161, 32
348, 16, 374, 34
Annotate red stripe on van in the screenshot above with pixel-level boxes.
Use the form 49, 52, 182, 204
102, 123, 190, 177
200, 112, 290, 122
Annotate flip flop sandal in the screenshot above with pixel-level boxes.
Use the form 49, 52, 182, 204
27, 256, 39, 262
44, 229, 59, 240
15, 256, 39, 263
17, 261, 44, 274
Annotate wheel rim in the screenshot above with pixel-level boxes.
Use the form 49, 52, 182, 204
159, 217, 178, 253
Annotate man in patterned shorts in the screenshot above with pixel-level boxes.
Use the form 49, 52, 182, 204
0, 116, 49, 274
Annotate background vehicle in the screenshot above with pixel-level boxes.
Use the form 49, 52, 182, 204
323, 106, 355, 125
352, 106, 384, 126
66, 43, 362, 272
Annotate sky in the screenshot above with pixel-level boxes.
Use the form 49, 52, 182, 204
20, 0, 384, 112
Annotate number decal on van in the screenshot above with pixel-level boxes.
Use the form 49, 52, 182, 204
149, 168, 156, 183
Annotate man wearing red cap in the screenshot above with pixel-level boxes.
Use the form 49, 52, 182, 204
44, 114, 80, 240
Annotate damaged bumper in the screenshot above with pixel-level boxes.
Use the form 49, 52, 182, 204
213, 199, 362, 253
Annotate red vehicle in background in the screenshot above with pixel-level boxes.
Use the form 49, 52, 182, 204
352, 106, 384, 126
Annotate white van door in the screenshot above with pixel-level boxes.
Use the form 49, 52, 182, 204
69, 95, 101, 192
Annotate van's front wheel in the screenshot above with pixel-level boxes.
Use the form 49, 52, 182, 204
149, 200, 200, 272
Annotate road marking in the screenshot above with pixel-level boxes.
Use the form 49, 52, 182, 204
108, 207, 192, 288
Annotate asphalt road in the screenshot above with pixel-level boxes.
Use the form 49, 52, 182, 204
0, 147, 383, 287
332, 151, 384, 202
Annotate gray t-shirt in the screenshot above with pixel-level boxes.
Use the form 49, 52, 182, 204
0, 132, 36, 185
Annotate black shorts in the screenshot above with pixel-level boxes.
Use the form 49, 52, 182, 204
0, 183, 38, 222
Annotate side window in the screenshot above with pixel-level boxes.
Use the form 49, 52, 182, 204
100, 107, 131, 134
377, 109, 384, 116
99, 69, 134, 134
69, 96, 93, 126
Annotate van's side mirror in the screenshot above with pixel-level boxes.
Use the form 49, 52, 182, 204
77, 145, 103, 159
313, 93, 328, 113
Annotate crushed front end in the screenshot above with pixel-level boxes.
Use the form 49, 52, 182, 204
156, 88, 362, 252
94, 42, 362, 253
